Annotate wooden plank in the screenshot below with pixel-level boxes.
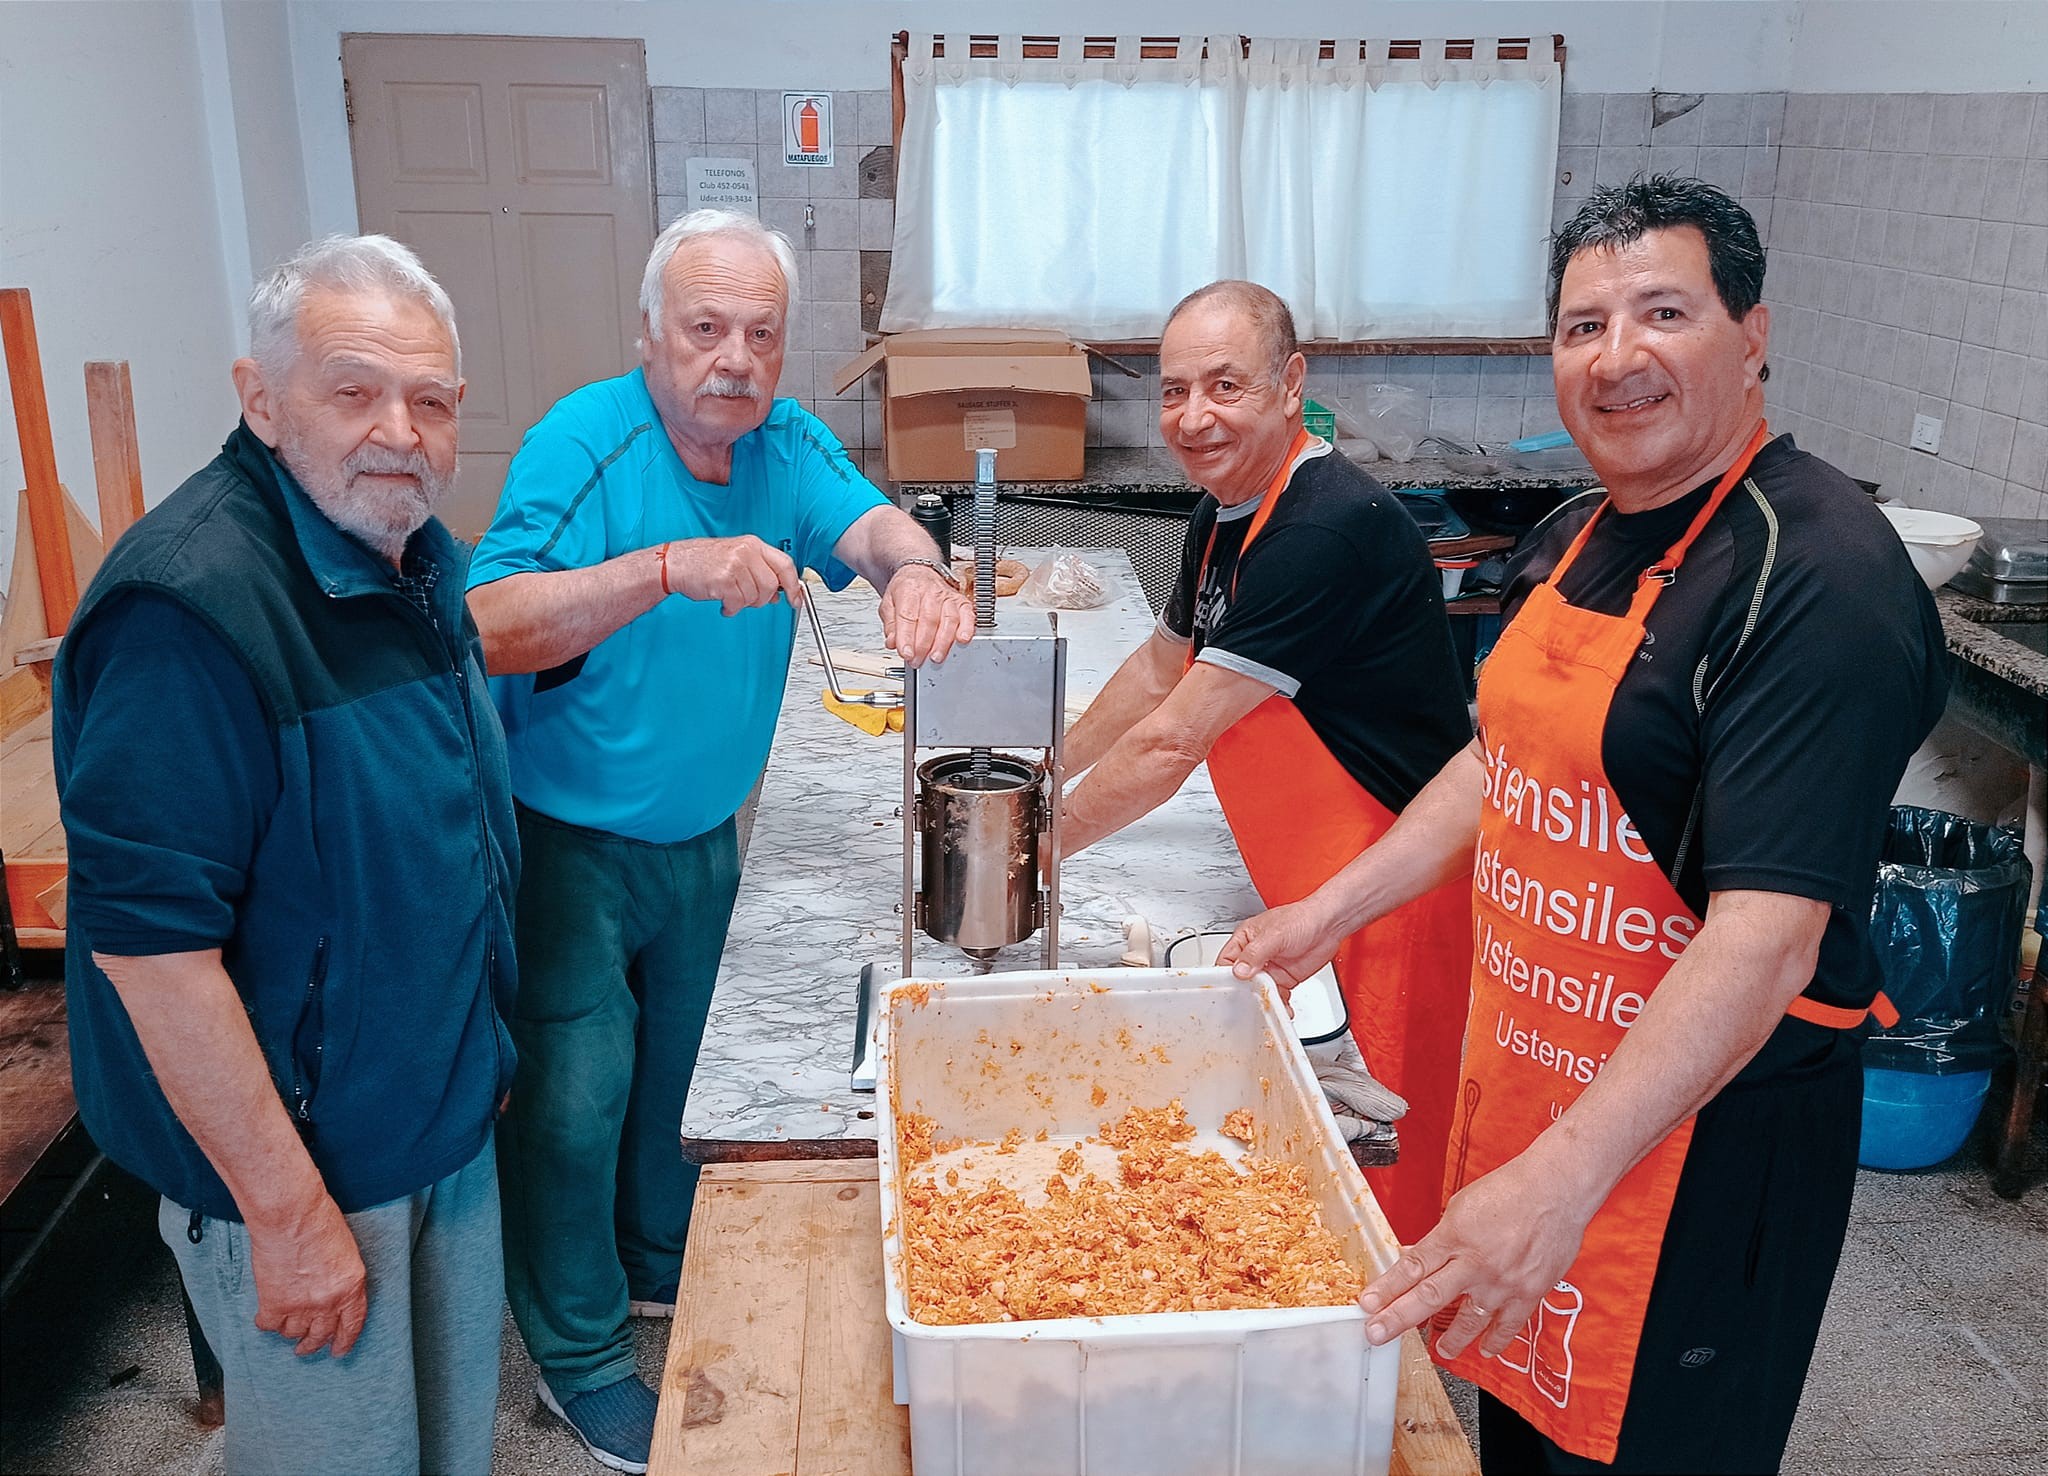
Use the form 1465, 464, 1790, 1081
655, 1173, 815, 1474
709, 1159, 880, 1185
682, 1135, 880, 1167
0, 486, 103, 672
3, 857, 67, 933
83, 360, 146, 548
1392, 1333, 1477, 1476
0, 718, 57, 855
0, 982, 76, 1210
794, 1176, 910, 1476
35, 872, 65, 928
0, 290, 79, 634
0, 664, 50, 740
653, 1158, 1476, 1476
19, 817, 66, 861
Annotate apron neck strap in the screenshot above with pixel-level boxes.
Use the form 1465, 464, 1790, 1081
1199, 426, 1316, 594
1239, 427, 1314, 554
1548, 421, 1772, 621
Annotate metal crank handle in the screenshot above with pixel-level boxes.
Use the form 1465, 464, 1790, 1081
801, 582, 902, 709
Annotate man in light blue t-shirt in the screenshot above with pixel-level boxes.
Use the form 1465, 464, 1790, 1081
467, 210, 971, 1473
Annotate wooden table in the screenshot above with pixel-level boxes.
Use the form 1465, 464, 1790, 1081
652, 1159, 1477, 1476
0, 978, 73, 1211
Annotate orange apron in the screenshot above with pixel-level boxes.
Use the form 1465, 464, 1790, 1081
1443, 422, 1894, 1461
1196, 430, 1472, 1246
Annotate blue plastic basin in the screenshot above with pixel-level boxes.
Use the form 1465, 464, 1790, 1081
1857, 1065, 1992, 1171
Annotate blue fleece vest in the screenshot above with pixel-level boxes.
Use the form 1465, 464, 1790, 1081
54, 424, 519, 1219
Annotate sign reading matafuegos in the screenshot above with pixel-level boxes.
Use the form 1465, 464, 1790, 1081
686, 157, 758, 216
782, 92, 834, 167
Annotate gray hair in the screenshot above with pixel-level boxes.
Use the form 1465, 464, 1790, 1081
640, 210, 800, 341
1163, 280, 1300, 383
248, 234, 460, 378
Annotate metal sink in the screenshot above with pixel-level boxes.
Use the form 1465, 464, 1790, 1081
1994, 620, 2048, 657
1942, 594, 2048, 769
1953, 601, 2048, 657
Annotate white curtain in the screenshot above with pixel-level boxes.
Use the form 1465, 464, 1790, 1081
885, 35, 1561, 341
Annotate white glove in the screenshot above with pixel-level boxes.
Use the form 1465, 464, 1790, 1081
1306, 1033, 1407, 1139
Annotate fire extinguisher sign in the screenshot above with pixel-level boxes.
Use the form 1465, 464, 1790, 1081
782, 92, 834, 167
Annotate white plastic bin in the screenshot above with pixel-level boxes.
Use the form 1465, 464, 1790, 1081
877, 967, 1403, 1476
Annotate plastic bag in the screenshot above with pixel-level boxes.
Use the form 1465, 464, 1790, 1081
1019, 549, 1111, 609
1355, 383, 1428, 462
1863, 806, 2032, 1074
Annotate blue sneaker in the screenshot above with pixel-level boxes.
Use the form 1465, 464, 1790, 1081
537, 1373, 657, 1474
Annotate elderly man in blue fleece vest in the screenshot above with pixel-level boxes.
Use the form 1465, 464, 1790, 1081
54, 235, 518, 1476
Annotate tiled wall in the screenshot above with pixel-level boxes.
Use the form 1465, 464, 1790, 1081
1763, 92, 2048, 520
650, 83, 2046, 518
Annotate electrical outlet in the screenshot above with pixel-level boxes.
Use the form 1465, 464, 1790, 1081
1910, 413, 1944, 455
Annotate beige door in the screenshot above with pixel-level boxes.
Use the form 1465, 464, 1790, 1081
345, 34, 653, 539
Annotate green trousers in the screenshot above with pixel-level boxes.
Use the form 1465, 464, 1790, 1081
498, 803, 740, 1394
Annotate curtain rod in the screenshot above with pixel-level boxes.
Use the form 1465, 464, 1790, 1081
893, 34, 1567, 65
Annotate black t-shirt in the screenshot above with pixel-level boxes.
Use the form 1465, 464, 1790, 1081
1161, 443, 1472, 814
1497, 435, 1950, 1080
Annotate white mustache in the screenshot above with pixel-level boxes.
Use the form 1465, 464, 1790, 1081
698, 375, 762, 400
344, 446, 433, 484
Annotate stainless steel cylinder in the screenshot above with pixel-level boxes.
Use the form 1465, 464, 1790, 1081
916, 752, 1041, 950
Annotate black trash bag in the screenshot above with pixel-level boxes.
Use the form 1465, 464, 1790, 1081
1863, 806, 2031, 1075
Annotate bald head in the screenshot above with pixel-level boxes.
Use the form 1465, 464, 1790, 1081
1162, 280, 1299, 383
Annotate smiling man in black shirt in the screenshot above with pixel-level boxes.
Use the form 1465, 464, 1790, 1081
1224, 179, 1948, 1473
1060, 279, 1473, 1245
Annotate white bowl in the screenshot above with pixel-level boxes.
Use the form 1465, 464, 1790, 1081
1879, 504, 1981, 590
1162, 929, 1349, 1045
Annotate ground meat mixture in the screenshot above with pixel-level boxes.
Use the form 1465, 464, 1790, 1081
897, 1101, 1362, 1325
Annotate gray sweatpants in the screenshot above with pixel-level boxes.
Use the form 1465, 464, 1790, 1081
162, 1139, 503, 1476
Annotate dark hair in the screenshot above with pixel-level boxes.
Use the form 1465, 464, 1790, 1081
1163, 279, 1299, 381
1548, 175, 1767, 333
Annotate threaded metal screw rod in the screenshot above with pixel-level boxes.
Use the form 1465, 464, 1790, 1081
970, 446, 998, 781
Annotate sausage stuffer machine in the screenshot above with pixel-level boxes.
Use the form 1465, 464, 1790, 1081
811, 449, 1068, 1088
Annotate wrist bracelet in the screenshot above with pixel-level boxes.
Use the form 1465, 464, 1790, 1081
891, 556, 957, 588
658, 541, 674, 597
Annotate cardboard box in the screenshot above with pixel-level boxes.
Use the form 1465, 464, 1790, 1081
832, 328, 1092, 482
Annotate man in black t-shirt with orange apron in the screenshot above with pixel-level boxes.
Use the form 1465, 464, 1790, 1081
1061, 280, 1473, 1247
1223, 181, 1948, 1473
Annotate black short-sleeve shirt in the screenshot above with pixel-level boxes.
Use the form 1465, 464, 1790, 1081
1497, 435, 1950, 1079
1161, 443, 1473, 814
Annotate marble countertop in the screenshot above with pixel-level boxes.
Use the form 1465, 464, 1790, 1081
678, 550, 1265, 1151
884, 444, 1595, 496
1934, 589, 2048, 700
679, 563, 2047, 1154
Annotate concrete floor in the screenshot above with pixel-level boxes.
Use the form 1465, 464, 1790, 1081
2, 1118, 2041, 1475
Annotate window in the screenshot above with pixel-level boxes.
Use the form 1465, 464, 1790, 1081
884, 35, 1563, 344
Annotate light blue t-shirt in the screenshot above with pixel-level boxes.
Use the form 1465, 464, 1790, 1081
469, 368, 886, 843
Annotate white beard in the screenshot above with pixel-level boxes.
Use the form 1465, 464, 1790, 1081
275, 418, 452, 561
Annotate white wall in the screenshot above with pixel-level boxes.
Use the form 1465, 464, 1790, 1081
0, 0, 241, 592
220, 0, 314, 305
1789, 1, 2048, 92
